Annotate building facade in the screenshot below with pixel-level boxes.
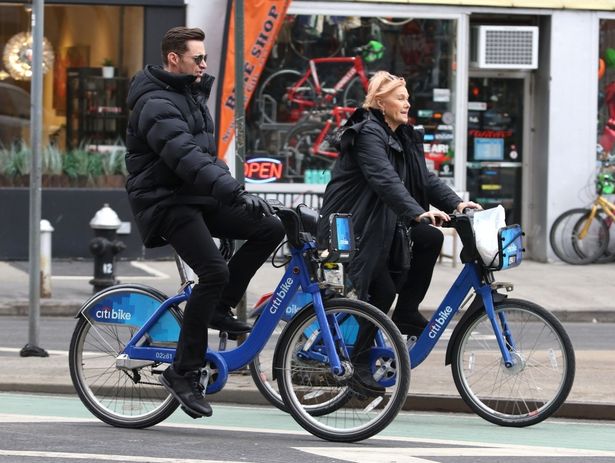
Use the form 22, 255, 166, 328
0, 0, 613, 260
192, 0, 614, 261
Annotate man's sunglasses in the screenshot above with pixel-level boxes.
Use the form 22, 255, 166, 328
190, 54, 207, 65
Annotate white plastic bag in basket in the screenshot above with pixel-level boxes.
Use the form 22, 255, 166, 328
473, 205, 506, 267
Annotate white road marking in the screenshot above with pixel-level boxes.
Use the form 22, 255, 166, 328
51, 275, 167, 281
49, 261, 170, 281
295, 445, 615, 462
0, 449, 242, 463
129, 261, 170, 279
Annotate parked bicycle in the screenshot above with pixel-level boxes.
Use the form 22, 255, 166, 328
69, 202, 410, 443
281, 106, 355, 177
256, 42, 381, 125
250, 211, 576, 427
550, 155, 615, 264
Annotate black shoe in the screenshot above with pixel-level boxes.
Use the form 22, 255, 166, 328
159, 366, 212, 418
393, 312, 429, 337
210, 308, 252, 336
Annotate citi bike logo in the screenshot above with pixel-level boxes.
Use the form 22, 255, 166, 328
270, 277, 294, 315
95, 307, 132, 321
428, 306, 453, 339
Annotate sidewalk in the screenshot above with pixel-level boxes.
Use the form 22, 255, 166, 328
0, 258, 614, 420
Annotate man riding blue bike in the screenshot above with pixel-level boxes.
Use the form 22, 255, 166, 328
125, 26, 284, 418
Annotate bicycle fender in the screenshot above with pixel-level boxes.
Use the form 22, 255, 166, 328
74, 283, 170, 319
444, 290, 507, 366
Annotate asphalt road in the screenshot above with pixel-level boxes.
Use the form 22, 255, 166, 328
1, 392, 615, 463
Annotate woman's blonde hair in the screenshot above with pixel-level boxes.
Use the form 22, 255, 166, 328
362, 71, 406, 110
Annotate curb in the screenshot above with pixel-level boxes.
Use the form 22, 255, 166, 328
2, 383, 613, 422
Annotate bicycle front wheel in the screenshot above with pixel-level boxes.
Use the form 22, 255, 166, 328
342, 76, 367, 108
451, 298, 575, 427
256, 70, 314, 124
275, 298, 410, 442
549, 208, 608, 264
69, 286, 182, 428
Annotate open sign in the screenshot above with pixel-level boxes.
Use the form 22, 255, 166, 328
245, 157, 283, 183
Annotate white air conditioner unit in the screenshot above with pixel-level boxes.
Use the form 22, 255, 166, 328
471, 25, 539, 69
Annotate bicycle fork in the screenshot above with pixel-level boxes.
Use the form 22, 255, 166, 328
310, 290, 345, 376
476, 286, 516, 368
577, 205, 600, 240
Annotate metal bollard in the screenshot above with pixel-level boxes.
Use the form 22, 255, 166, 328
40, 219, 54, 298
88, 204, 126, 293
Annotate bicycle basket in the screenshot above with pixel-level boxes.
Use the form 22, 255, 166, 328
487, 224, 524, 271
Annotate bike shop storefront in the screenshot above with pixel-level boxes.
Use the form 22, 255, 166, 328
245, 3, 467, 196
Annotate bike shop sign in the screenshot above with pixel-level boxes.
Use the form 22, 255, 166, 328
245, 156, 284, 183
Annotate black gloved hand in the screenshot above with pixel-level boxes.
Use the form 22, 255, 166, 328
235, 191, 274, 218
218, 238, 235, 261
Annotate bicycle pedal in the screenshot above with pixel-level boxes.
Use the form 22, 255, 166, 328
218, 332, 228, 351
180, 405, 203, 419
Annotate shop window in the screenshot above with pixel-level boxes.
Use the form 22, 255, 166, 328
246, 14, 458, 185
0, 3, 143, 188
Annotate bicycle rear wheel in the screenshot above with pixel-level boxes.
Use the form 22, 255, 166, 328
342, 76, 367, 108
451, 298, 575, 427
283, 120, 337, 178
275, 298, 410, 442
549, 208, 608, 264
256, 70, 314, 124
69, 286, 182, 428
249, 318, 288, 412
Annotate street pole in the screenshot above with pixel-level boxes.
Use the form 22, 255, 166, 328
234, 0, 248, 345
22, 0, 48, 357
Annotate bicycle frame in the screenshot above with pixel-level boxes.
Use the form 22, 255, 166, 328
288, 56, 369, 109
312, 106, 356, 158
119, 241, 346, 389
579, 195, 615, 239
408, 262, 514, 368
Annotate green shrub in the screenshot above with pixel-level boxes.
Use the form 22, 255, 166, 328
63, 147, 90, 179
42, 144, 63, 175
4, 141, 31, 177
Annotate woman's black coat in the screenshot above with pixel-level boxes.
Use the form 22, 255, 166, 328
317, 108, 461, 299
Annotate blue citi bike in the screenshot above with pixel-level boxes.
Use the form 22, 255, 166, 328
68, 203, 411, 442
249, 212, 576, 427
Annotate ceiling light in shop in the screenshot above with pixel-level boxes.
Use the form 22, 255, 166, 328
2, 32, 54, 81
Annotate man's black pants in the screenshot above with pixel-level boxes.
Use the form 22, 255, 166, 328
159, 204, 285, 373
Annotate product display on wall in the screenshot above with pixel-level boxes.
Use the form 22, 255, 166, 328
246, 14, 458, 185
65, 67, 128, 150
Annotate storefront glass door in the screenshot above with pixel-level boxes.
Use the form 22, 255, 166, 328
466, 76, 525, 224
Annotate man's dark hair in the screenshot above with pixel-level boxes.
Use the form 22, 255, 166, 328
161, 27, 205, 65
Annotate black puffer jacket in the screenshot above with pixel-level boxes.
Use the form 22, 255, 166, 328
125, 65, 242, 247
317, 108, 461, 299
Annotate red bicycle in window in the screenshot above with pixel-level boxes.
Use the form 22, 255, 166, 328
281, 106, 356, 180
256, 42, 382, 124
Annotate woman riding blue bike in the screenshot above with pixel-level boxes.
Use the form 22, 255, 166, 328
317, 70, 480, 335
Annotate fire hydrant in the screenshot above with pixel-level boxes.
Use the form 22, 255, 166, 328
89, 204, 126, 293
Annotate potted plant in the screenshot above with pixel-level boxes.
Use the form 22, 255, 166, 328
4, 141, 31, 187
42, 144, 65, 187
102, 58, 114, 78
